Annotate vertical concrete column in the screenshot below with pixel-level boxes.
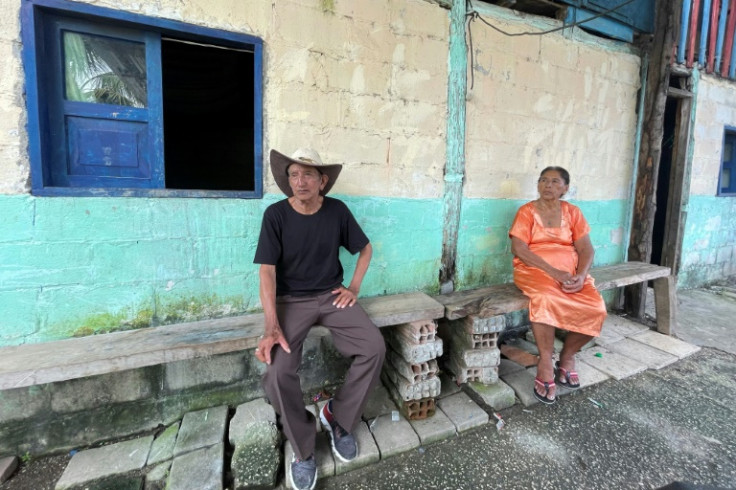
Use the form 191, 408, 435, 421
440, 0, 468, 293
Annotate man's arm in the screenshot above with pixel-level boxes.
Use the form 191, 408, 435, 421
332, 243, 372, 308
256, 264, 291, 364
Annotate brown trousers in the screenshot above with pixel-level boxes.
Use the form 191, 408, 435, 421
263, 289, 386, 460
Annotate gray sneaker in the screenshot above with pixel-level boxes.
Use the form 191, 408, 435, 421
290, 454, 317, 490
320, 400, 357, 462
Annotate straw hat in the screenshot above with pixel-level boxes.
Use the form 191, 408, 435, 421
270, 148, 343, 197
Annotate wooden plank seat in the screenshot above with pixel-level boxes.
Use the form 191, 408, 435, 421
0, 292, 444, 391
435, 261, 676, 335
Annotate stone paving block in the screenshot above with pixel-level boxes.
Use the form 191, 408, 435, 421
147, 422, 179, 466
499, 344, 538, 367
408, 405, 456, 445
438, 371, 462, 398
369, 413, 420, 459
500, 367, 538, 407
465, 379, 516, 410
578, 346, 648, 380
144, 461, 170, 490
630, 330, 701, 359
381, 368, 441, 401
569, 359, 611, 388
174, 405, 228, 456
362, 383, 397, 420
595, 324, 626, 346
55, 436, 153, 490
385, 332, 443, 364
230, 422, 280, 489
284, 433, 334, 489
386, 349, 438, 383
498, 358, 525, 377
436, 391, 489, 432
229, 398, 277, 444
334, 421, 380, 475
167, 442, 223, 490
602, 315, 649, 338
0, 456, 17, 484
605, 338, 679, 369
525, 330, 563, 352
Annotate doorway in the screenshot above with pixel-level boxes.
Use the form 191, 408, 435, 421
651, 71, 693, 273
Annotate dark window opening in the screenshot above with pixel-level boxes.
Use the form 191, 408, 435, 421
720, 130, 736, 196
162, 40, 255, 191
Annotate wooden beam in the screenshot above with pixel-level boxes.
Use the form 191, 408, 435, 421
653, 275, 677, 335
667, 86, 693, 98
627, 0, 682, 320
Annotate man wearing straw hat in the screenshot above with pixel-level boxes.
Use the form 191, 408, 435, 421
253, 148, 385, 490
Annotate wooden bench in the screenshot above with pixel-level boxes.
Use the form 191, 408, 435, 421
0, 292, 445, 391
435, 261, 676, 335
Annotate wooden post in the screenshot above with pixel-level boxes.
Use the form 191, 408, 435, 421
653, 275, 677, 335
441, 0, 468, 293
626, 0, 683, 320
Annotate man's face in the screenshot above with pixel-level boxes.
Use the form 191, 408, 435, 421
287, 162, 328, 201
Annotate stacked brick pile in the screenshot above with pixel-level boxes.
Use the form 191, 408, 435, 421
443, 314, 504, 384
381, 320, 443, 420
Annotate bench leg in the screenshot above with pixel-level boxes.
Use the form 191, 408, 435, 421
653, 275, 677, 336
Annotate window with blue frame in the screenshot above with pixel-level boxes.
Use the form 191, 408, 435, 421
22, 0, 263, 198
720, 129, 736, 196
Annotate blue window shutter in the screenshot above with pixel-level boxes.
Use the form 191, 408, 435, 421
45, 16, 164, 188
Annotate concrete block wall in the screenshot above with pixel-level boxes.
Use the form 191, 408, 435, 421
443, 314, 503, 384
381, 320, 443, 419
456, 3, 640, 289
680, 74, 736, 287
0, 338, 350, 457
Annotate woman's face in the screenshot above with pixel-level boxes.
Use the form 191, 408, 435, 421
537, 170, 569, 200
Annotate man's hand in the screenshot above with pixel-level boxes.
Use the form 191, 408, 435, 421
254, 328, 291, 365
331, 285, 358, 308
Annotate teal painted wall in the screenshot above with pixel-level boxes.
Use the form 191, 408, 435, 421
678, 195, 736, 288
0, 193, 443, 346
456, 198, 629, 290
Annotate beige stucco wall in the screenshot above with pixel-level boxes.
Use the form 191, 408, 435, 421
0, 0, 449, 199
690, 74, 736, 196
0, 0, 26, 194
464, 4, 641, 201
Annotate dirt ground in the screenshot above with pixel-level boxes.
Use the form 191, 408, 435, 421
1, 453, 70, 490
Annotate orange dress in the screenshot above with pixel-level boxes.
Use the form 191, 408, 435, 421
509, 201, 607, 337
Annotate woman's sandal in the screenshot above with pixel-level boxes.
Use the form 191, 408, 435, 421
555, 361, 581, 389
533, 378, 557, 405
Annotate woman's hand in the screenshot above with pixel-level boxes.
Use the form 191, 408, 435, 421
561, 273, 585, 294
331, 285, 358, 308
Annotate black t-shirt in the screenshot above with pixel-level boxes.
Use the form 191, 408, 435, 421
253, 197, 370, 296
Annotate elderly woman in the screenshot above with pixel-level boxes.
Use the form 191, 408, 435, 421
508, 167, 607, 405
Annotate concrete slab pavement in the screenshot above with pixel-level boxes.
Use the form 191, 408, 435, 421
605, 338, 679, 369
55, 436, 153, 490
320, 348, 736, 490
